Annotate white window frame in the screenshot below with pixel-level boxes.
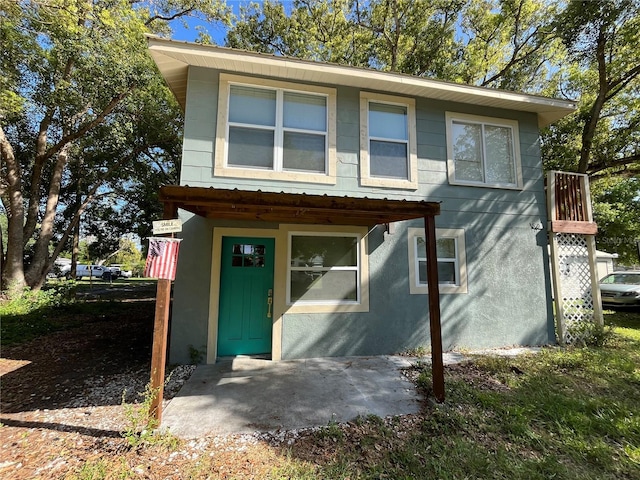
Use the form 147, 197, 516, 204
407, 227, 468, 294
445, 112, 523, 189
360, 92, 418, 189
215, 74, 337, 184
286, 231, 364, 308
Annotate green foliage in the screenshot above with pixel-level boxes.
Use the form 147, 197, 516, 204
592, 177, 640, 265
73, 459, 108, 480
403, 345, 428, 357
314, 415, 344, 441
542, 0, 640, 179
188, 344, 206, 364
226, 0, 560, 89
1, 0, 232, 291
120, 383, 179, 450
0, 293, 138, 347
98, 237, 143, 268
0, 283, 75, 316
566, 320, 615, 348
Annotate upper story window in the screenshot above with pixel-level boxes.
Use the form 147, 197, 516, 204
215, 74, 337, 184
360, 92, 418, 189
445, 112, 522, 189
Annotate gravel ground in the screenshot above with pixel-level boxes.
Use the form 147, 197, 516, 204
0, 290, 430, 479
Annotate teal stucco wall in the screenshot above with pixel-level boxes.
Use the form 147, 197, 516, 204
168, 66, 554, 364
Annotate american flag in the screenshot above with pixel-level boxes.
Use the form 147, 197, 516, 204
144, 238, 182, 280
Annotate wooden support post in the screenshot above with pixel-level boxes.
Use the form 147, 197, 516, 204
425, 215, 445, 403
586, 235, 604, 327
149, 278, 172, 422
549, 232, 566, 343
149, 202, 178, 423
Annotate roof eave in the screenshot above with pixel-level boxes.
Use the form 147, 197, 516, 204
147, 35, 576, 127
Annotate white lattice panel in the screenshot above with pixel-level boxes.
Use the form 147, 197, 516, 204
555, 233, 595, 343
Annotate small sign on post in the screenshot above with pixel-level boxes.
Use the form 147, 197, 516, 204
146, 235, 183, 424
152, 219, 182, 235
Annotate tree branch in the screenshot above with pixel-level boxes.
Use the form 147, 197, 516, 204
24, 54, 77, 243
587, 154, 640, 176
591, 165, 640, 181
44, 147, 146, 280
42, 89, 133, 160
480, 26, 546, 87
604, 64, 640, 102
606, 63, 640, 93
145, 8, 195, 26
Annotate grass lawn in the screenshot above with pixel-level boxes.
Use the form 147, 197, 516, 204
257, 308, 639, 480
66, 310, 640, 479
2, 283, 638, 478
0, 279, 158, 346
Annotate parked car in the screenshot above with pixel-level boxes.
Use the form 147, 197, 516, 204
58, 265, 71, 278
61, 264, 108, 280
120, 269, 133, 278
106, 266, 122, 278
599, 272, 640, 307
110, 264, 132, 278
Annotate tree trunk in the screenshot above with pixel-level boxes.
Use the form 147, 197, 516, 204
25, 144, 71, 288
578, 29, 608, 175
71, 155, 83, 279
0, 221, 5, 291
0, 125, 27, 293
71, 219, 80, 279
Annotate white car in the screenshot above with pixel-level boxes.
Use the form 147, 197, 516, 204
110, 264, 132, 278
58, 264, 107, 280
599, 272, 640, 307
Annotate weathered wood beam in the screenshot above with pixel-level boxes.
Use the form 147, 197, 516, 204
425, 215, 445, 403
549, 220, 598, 235
159, 186, 441, 222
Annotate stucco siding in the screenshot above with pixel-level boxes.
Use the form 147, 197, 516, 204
280, 218, 552, 359
169, 66, 555, 363
169, 215, 553, 363
170, 211, 214, 364
179, 68, 547, 206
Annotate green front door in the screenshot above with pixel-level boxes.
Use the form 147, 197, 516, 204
218, 237, 275, 356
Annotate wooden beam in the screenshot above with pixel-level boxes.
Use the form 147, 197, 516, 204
149, 278, 172, 423
425, 215, 445, 403
149, 202, 177, 423
550, 220, 598, 235
159, 186, 441, 223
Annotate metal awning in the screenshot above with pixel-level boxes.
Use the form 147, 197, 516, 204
159, 185, 441, 225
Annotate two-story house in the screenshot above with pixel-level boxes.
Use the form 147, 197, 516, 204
147, 36, 576, 365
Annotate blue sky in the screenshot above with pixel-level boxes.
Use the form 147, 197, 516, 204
170, 1, 295, 45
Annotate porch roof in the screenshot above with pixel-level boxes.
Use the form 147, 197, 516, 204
159, 185, 441, 225
157, 185, 446, 402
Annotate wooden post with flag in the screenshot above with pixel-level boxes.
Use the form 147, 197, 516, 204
146, 213, 182, 423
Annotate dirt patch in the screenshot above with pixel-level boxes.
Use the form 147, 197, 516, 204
0, 285, 477, 479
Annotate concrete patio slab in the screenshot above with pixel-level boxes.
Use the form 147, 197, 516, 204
161, 348, 542, 438
161, 355, 421, 438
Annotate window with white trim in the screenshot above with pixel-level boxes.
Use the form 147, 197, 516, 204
360, 92, 418, 189
446, 112, 522, 189
215, 74, 337, 184
288, 233, 361, 305
407, 227, 467, 294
